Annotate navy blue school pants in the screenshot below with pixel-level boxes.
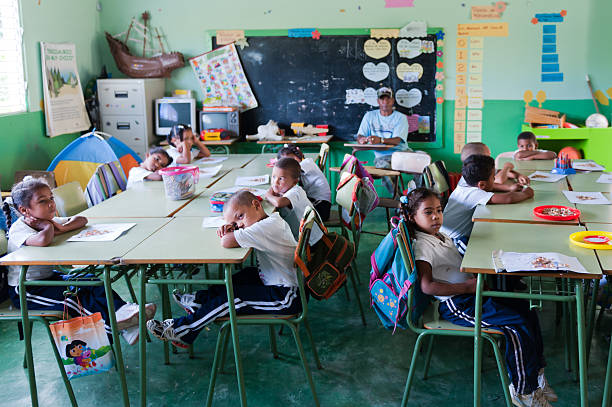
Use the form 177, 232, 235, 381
173, 267, 302, 344
9, 272, 126, 336
439, 294, 545, 395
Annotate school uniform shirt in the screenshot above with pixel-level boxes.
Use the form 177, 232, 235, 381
7, 217, 70, 286
166, 146, 203, 163
233, 212, 298, 287
440, 184, 494, 240
413, 230, 471, 301
283, 185, 324, 244
357, 110, 409, 158
126, 166, 153, 189
300, 158, 331, 203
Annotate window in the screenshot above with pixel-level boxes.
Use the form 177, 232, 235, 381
0, 0, 26, 115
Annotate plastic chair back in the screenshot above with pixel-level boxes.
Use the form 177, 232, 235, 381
391, 151, 431, 174
315, 143, 330, 171
53, 181, 88, 217
84, 161, 127, 206
494, 151, 515, 169
423, 161, 450, 196
14, 170, 57, 189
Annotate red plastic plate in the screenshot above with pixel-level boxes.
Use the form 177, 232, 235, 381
533, 205, 581, 221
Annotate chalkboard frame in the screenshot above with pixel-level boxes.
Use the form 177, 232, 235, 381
204, 27, 444, 149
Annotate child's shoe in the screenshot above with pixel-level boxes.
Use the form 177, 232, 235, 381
121, 326, 139, 346
509, 384, 552, 407
172, 290, 200, 315
538, 369, 558, 402
116, 302, 157, 330
146, 319, 189, 349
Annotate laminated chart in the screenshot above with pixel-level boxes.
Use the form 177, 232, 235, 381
531, 11, 567, 83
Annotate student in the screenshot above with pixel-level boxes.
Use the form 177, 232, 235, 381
3, 178, 156, 345
166, 124, 211, 164
440, 155, 534, 254
514, 131, 557, 161
403, 188, 556, 407
460, 142, 530, 191
146, 191, 301, 347
265, 157, 323, 244
277, 144, 332, 221
126, 147, 173, 189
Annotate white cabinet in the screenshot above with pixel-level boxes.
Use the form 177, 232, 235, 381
97, 78, 165, 160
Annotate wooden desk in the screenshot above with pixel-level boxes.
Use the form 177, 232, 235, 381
343, 143, 392, 153
526, 171, 571, 193
568, 172, 612, 193
462, 222, 601, 407
121, 218, 253, 406
576, 196, 612, 224
191, 154, 257, 171
497, 157, 555, 172
256, 135, 332, 153
201, 138, 239, 154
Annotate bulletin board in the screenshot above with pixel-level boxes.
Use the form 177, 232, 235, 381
208, 28, 444, 148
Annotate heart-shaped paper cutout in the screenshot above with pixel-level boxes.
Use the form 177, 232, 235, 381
396, 63, 423, 82
362, 62, 390, 82
396, 88, 422, 108
397, 39, 422, 59
364, 88, 379, 107
364, 39, 391, 59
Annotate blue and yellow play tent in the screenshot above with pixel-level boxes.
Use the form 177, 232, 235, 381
47, 131, 141, 190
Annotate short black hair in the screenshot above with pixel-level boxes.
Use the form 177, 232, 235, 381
274, 157, 301, 179
462, 154, 495, 187
149, 147, 173, 166
65, 339, 87, 357
277, 144, 304, 160
517, 131, 536, 143
166, 124, 192, 147
225, 190, 259, 211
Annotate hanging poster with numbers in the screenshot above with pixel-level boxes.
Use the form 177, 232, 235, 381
40, 42, 91, 137
189, 43, 258, 112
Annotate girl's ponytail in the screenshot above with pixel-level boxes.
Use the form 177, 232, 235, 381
2, 201, 13, 230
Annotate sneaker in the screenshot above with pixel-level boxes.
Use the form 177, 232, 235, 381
146, 319, 189, 349
538, 369, 558, 402
172, 290, 201, 315
509, 384, 552, 407
121, 326, 139, 346
116, 303, 157, 330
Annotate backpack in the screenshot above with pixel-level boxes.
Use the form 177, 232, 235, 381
369, 220, 430, 332
337, 155, 380, 229
295, 208, 355, 300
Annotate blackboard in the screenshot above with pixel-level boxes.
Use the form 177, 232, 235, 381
212, 29, 443, 146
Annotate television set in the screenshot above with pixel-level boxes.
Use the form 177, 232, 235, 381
199, 106, 240, 138
155, 98, 196, 136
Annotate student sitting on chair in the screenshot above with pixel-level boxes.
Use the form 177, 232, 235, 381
126, 147, 173, 189
166, 124, 211, 164
277, 144, 332, 221
403, 188, 556, 407
265, 157, 323, 244
3, 178, 156, 345
460, 142, 530, 191
513, 131, 557, 161
146, 191, 302, 348
440, 155, 534, 254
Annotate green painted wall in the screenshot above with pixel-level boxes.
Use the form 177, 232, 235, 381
0, 0, 101, 190
588, 0, 612, 119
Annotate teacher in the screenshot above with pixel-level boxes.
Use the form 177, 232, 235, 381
356, 87, 410, 193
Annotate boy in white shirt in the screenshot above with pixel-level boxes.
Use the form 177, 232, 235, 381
514, 131, 557, 161
441, 155, 534, 254
126, 147, 173, 189
460, 142, 530, 189
166, 124, 211, 164
146, 191, 301, 347
265, 157, 323, 244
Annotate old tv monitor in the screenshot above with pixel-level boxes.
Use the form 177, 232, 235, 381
199, 106, 240, 138
155, 98, 196, 136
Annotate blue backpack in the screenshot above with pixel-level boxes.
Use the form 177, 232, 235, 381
369, 221, 430, 332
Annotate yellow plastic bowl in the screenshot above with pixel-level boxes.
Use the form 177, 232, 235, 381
569, 231, 612, 250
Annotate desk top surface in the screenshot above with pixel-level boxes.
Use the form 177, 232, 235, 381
497, 157, 555, 171
584, 223, 612, 273
568, 172, 612, 193
257, 135, 332, 144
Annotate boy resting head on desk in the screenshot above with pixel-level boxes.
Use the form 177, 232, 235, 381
126, 147, 173, 189
146, 190, 302, 348
514, 131, 557, 161
441, 155, 534, 254
460, 142, 530, 191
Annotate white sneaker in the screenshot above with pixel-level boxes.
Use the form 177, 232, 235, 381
509, 384, 552, 407
146, 319, 189, 349
172, 290, 201, 315
116, 303, 157, 330
121, 326, 139, 346
538, 369, 558, 402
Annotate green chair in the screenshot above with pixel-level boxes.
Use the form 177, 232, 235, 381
422, 161, 451, 207
206, 206, 321, 406
395, 221, 512, 407
52, 181, 88, 216
314, 143, 330, 172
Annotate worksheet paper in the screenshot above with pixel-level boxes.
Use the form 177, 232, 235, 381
67, 223, 136, 242
235, 175, 269, 186
201, 217, 226, 228
199, 165, 223, 178
528, 171, 566, 183
572, 160, 605, 172
214, 186, 268, 199
562, 191, 611, 205
492, 250, 588, 274
193, 156, 229, 165
596, 173, 612, 184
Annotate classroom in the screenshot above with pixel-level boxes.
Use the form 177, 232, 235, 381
1, 0, 611, 406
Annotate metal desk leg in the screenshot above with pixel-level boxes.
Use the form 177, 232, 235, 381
473, 274, 484, 407
103, 266, 130, 407
19, 265, 39, 407
225, 264, 247, 406
587, 279, 600, 362
575, 279, 589, 407
603, 331, 612, 407
139, 265, 147, 407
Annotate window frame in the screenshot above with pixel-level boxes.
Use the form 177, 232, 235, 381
0, 0, 28, 116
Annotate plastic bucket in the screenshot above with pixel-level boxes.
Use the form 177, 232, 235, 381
159, 166, 199, 200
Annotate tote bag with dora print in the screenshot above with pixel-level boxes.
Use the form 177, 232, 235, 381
50, 312, 115, 379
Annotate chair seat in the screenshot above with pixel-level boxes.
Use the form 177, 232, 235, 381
0, 300, 64, 319
422, 303, 503, 335
324, 210, 341, 227
363, 166, 401, 178
215, 313, 297, 322
377, 197, 400, 209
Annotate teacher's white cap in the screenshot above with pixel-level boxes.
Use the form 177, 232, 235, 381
377, 87, 393, 98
